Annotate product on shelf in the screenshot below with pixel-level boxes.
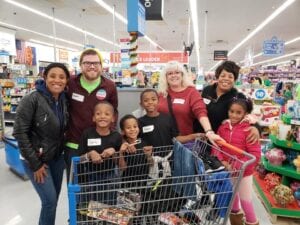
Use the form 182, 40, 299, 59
293, 155, 300, 172
271, 184, 294, 208
265, 148, 286, 166
264, 173, 281, 191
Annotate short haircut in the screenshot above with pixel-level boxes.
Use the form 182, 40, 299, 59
215, 61, 240, 81
119, 114, 138, 131
79, 48, 103, 65
94, 101, 114, 114
44, 63, 70, 79
140, 88, 158, 102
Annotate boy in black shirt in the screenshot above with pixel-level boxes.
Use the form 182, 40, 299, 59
79, 101, 122, 205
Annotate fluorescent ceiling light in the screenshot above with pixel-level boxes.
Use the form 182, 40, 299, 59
93, 0, 165, 51
285, 36, 300, 45
252, 51, 300, 66
189, 0, 200, 70
209, 0, 295, 71
0, 21, 84, 48
93, 0, 127, 24
5, 0, 118, 47
29, 39, 80, 52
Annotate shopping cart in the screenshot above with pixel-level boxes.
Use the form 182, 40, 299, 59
68, 139, 256, 225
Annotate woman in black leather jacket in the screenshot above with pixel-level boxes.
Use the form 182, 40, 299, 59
13, 63, 69, 225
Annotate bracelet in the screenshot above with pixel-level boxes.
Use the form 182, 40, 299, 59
205, 130, 215, 136
205, 129, 213, 134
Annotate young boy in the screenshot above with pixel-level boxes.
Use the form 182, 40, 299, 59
79, 101, 122, 205
138, 89, 200, 153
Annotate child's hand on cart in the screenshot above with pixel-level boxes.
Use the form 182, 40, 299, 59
222, 160, 232, 171
101, 147, 116, 159
120, 142, 136, 154
143, 146, 154, 165
143, 145, 153, 157
88, 150, 103, 164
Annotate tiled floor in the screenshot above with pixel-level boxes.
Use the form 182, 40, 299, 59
0, 146, 299, 225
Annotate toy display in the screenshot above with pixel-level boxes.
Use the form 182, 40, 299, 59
264, 173, 281, 191
271, 184, 294, 208
265, 148, 286, 166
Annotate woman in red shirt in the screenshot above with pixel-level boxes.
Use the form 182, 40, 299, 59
157, 61, 221, 144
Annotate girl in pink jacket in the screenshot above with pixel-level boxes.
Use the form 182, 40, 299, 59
214, 95, 261, 225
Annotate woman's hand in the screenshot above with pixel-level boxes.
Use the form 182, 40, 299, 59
245, 126, 260, 144
34, 164, 48, 183
206, 131, 224, 146
88, 150, 103, 164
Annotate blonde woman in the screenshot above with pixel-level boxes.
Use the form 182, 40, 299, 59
157, 61, 221, 145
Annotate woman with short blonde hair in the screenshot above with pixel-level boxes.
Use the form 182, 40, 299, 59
157, 61, 221, 144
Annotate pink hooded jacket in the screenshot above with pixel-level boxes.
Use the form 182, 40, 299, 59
214, 120, 261, 177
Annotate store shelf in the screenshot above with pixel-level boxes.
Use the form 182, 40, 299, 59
269, 134, 300, 151
262, 156, 299, 180
253, 173, 300, 219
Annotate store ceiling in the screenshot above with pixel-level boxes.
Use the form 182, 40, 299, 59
0, 0, 300, 71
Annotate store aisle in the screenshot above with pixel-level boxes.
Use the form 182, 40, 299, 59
0, 146, 295, 225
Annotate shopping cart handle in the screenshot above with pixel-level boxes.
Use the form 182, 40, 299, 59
216, 141, 244, 155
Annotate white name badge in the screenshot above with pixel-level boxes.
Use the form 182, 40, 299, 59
203, 98, 211, 105
173, 98, 185, 104
143, 125, 154, 133
87, 138, 101, 146
72, 93, 85, 102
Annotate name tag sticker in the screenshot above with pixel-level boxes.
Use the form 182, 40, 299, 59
87, 138, 101, 146
173, 98, 185, 104
72, 93, 85, 102
203, 98, 211, 105
143, 125, 154, 133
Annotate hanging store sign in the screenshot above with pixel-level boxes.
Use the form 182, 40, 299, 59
263, 36, 284, 56
127, 0, 145, 36
214, 50, 228, 61
0, 27, 16, 56
140, 0, 164, 20
110, 52, 188, 63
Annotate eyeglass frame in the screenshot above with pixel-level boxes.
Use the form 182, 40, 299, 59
81, 61, 102, 67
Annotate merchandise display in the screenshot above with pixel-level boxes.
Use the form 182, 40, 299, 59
253, 98, 300, 221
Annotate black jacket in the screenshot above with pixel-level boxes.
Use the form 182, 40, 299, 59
13, 84, 68, 172
201, 84, 241, 132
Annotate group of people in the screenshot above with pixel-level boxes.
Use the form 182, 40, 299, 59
13, 48, 261, 225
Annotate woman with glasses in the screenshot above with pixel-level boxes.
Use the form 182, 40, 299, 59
157, 60, 221, 144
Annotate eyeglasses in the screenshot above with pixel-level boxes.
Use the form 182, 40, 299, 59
82, 61, 101, 67
166, 71, 182, 76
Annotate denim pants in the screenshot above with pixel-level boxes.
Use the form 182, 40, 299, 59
173, 141, 197, 200
22, 155, 65, 225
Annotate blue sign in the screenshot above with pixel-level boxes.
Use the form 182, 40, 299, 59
127, 0, 145, 37
263, 36, 284, 56
255, 89, 266, 99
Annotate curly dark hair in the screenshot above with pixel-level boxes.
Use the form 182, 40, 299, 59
215, 61, 240, 81
229, 93, 253, 113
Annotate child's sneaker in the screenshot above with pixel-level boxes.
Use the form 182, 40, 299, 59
203, 155, 225, 173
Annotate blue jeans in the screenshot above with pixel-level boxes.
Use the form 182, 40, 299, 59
22, 155, 65, 225
173, 141, 197, 200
